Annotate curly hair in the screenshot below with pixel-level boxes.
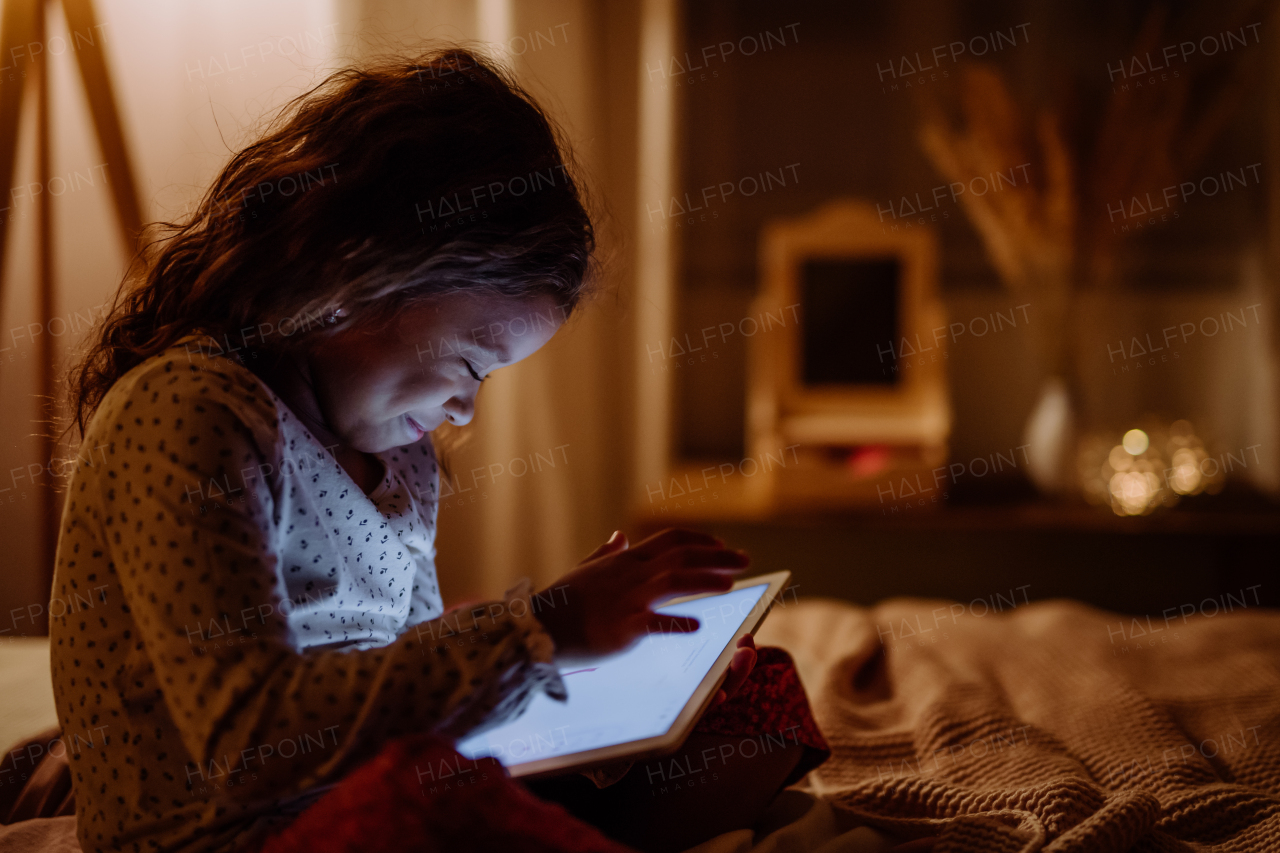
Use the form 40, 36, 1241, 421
64, 47, 595, 441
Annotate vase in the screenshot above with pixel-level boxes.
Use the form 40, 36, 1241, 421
1019, 278, 1078, 497
1021, 376, 1076, 495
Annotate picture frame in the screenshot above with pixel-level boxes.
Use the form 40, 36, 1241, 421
746, 200, 951, 507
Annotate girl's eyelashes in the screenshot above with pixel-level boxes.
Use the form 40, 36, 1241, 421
462, 358, 484, 382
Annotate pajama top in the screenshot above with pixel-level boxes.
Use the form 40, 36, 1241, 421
48, 333, 565, 853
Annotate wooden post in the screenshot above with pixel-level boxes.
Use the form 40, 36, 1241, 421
35, 0, 59, 635
0, 0, 142, 633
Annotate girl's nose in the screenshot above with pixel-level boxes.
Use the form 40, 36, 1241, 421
443, 395, 475, 426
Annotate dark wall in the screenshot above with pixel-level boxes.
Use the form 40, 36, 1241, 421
669, 0, 1270, 459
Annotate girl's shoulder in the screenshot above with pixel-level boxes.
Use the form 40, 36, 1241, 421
87, 333, 284, 460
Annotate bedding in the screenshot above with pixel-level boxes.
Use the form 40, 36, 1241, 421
0, 817, 81, 853
753, 596, 1280, 852
12, 592, 1272, 852
0, 635, 896, 852
0, 639, 58, 755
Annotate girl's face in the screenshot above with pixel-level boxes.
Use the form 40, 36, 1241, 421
306, 292, 564, 453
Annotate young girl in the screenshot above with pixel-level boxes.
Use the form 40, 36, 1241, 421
50, 49, 826, 853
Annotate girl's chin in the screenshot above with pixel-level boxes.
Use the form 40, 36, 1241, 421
349, 416, 434, 453
341, 426, 403, 456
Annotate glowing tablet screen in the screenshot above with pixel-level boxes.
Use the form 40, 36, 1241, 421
455, 583, 770, 767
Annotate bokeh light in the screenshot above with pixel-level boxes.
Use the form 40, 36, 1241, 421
1076, 419, 1224, 516
1122, 429, 1149, 455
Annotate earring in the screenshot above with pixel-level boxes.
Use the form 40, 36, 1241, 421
324, 306, 347, 325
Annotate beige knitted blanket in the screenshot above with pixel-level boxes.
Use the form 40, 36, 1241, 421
754, 595, 1280, 852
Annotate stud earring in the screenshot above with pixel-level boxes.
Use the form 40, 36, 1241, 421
324, 306, 347, 325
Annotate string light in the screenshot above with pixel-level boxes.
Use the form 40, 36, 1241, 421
1077, 419, 1224, 516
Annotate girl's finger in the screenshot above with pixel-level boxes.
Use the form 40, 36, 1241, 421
651, 545, 750, 572
629, 528, 723, 559
645, 568, 737, 599
711, 645, 756, 706
719, 646, 756, 700
582, 529, 628, 561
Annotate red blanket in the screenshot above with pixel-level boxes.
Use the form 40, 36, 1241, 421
260, 647, 829, 853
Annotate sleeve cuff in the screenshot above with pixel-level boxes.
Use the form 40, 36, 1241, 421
443, 579, 569, 740
502, 578, 567, 703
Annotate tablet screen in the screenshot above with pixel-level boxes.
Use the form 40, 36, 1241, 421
455, 582, 771, 768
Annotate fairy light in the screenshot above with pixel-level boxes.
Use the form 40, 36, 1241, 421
1169, 447, 1202, 494
1078, 419, 1225, 514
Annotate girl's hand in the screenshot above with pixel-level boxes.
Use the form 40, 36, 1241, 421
711, 634, 757, 707
534, 528, 750, 663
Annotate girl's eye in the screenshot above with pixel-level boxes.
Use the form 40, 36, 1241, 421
463, 359, 484, 382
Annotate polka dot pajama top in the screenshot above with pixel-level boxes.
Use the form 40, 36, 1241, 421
49, 334, 566, 853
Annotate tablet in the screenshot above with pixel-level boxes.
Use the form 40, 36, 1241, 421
454, 570, 791, 778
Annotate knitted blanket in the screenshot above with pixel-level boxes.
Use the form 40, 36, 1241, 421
754, 596, 1280, 852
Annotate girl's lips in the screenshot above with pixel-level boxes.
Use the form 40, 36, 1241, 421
405, 414, 426, 440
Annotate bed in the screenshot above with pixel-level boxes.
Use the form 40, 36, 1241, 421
3, 596, 1277, 852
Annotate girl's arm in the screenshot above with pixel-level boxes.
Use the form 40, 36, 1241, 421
55, 357, 560, 801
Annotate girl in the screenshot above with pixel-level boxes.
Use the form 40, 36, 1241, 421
51, 49, 825, 853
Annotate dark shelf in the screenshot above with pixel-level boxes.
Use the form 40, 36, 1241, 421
632, 491, 1278, 616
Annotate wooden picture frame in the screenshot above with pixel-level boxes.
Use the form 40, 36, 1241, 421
746, 200, 951, 507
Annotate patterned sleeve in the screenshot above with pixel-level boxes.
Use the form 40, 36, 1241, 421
424, 579, 568, 739
57, 354, 562, 800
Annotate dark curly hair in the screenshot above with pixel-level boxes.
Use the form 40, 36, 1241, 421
64, 47, 595, 441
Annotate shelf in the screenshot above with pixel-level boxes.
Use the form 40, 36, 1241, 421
632, 463, 1280, 537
